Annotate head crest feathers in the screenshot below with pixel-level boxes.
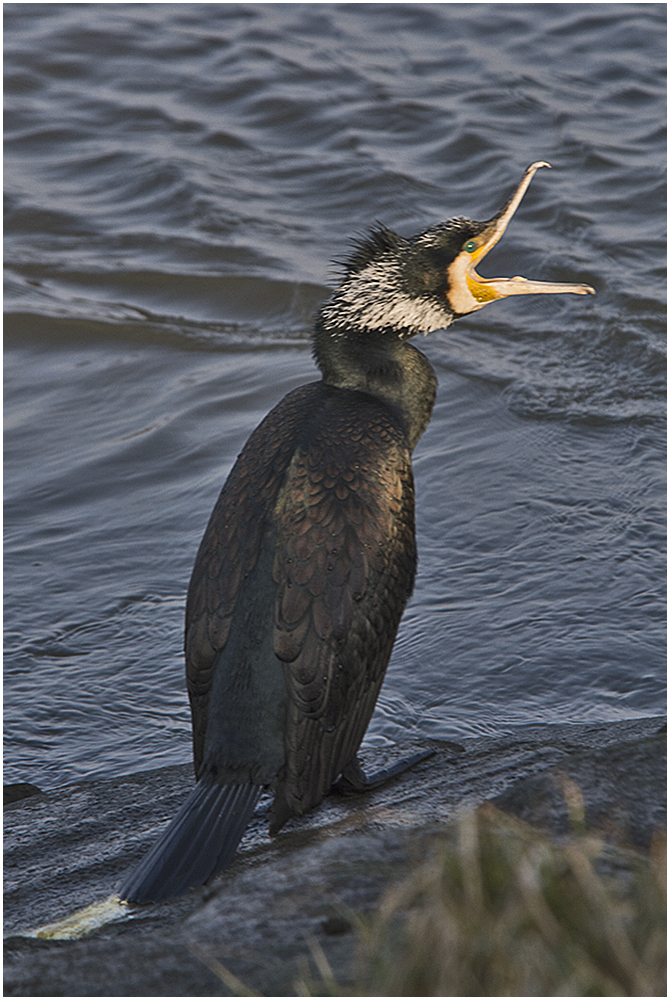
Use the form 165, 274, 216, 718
335, 225, 409, 277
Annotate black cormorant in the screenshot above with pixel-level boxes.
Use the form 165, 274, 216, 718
119, 162, 594, 904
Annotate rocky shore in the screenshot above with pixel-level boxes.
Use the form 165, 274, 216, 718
4, 717, 665, 996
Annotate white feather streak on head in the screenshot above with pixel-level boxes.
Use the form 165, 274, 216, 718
320, 256, 450, 338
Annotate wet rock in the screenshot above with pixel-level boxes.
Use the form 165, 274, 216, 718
493, 727, 667, 848
3, 718, 665, 997
4, 783, 43, 805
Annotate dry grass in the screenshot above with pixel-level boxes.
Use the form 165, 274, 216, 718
202, 803, 666, 997
351, 804, 666, 997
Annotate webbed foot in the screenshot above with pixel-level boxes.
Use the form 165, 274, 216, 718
332, 748, 436, 795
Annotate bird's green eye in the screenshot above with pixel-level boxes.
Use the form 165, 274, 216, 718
464, 240, 477, 253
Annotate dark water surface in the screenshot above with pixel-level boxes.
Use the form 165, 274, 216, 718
5, 4, 665, 790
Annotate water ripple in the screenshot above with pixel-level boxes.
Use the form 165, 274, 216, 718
4, 3, 665, 787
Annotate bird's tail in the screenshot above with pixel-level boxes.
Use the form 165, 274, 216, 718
119, 774, 262, 904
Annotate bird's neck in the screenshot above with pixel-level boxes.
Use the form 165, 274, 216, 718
312, 320, 438, 451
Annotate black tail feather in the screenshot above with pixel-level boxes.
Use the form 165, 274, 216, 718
119, 775, 262, 904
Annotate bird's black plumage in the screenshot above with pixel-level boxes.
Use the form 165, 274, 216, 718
119, 163, 594, 904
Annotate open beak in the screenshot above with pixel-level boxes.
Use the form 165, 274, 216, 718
464, 161, 595, 304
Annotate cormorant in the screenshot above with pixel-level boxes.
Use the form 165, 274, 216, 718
119, 162, 594, 904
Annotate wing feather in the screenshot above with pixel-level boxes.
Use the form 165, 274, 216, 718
270, 391, 416, 831
185, 383, 322, 773
185, 380, 417, 820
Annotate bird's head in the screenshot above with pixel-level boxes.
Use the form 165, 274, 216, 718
318, 161, 594, 341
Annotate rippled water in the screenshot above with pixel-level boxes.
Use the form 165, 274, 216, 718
5, 4, 665, 789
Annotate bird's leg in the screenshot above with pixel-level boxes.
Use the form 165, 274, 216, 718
332, 748, 436, 795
